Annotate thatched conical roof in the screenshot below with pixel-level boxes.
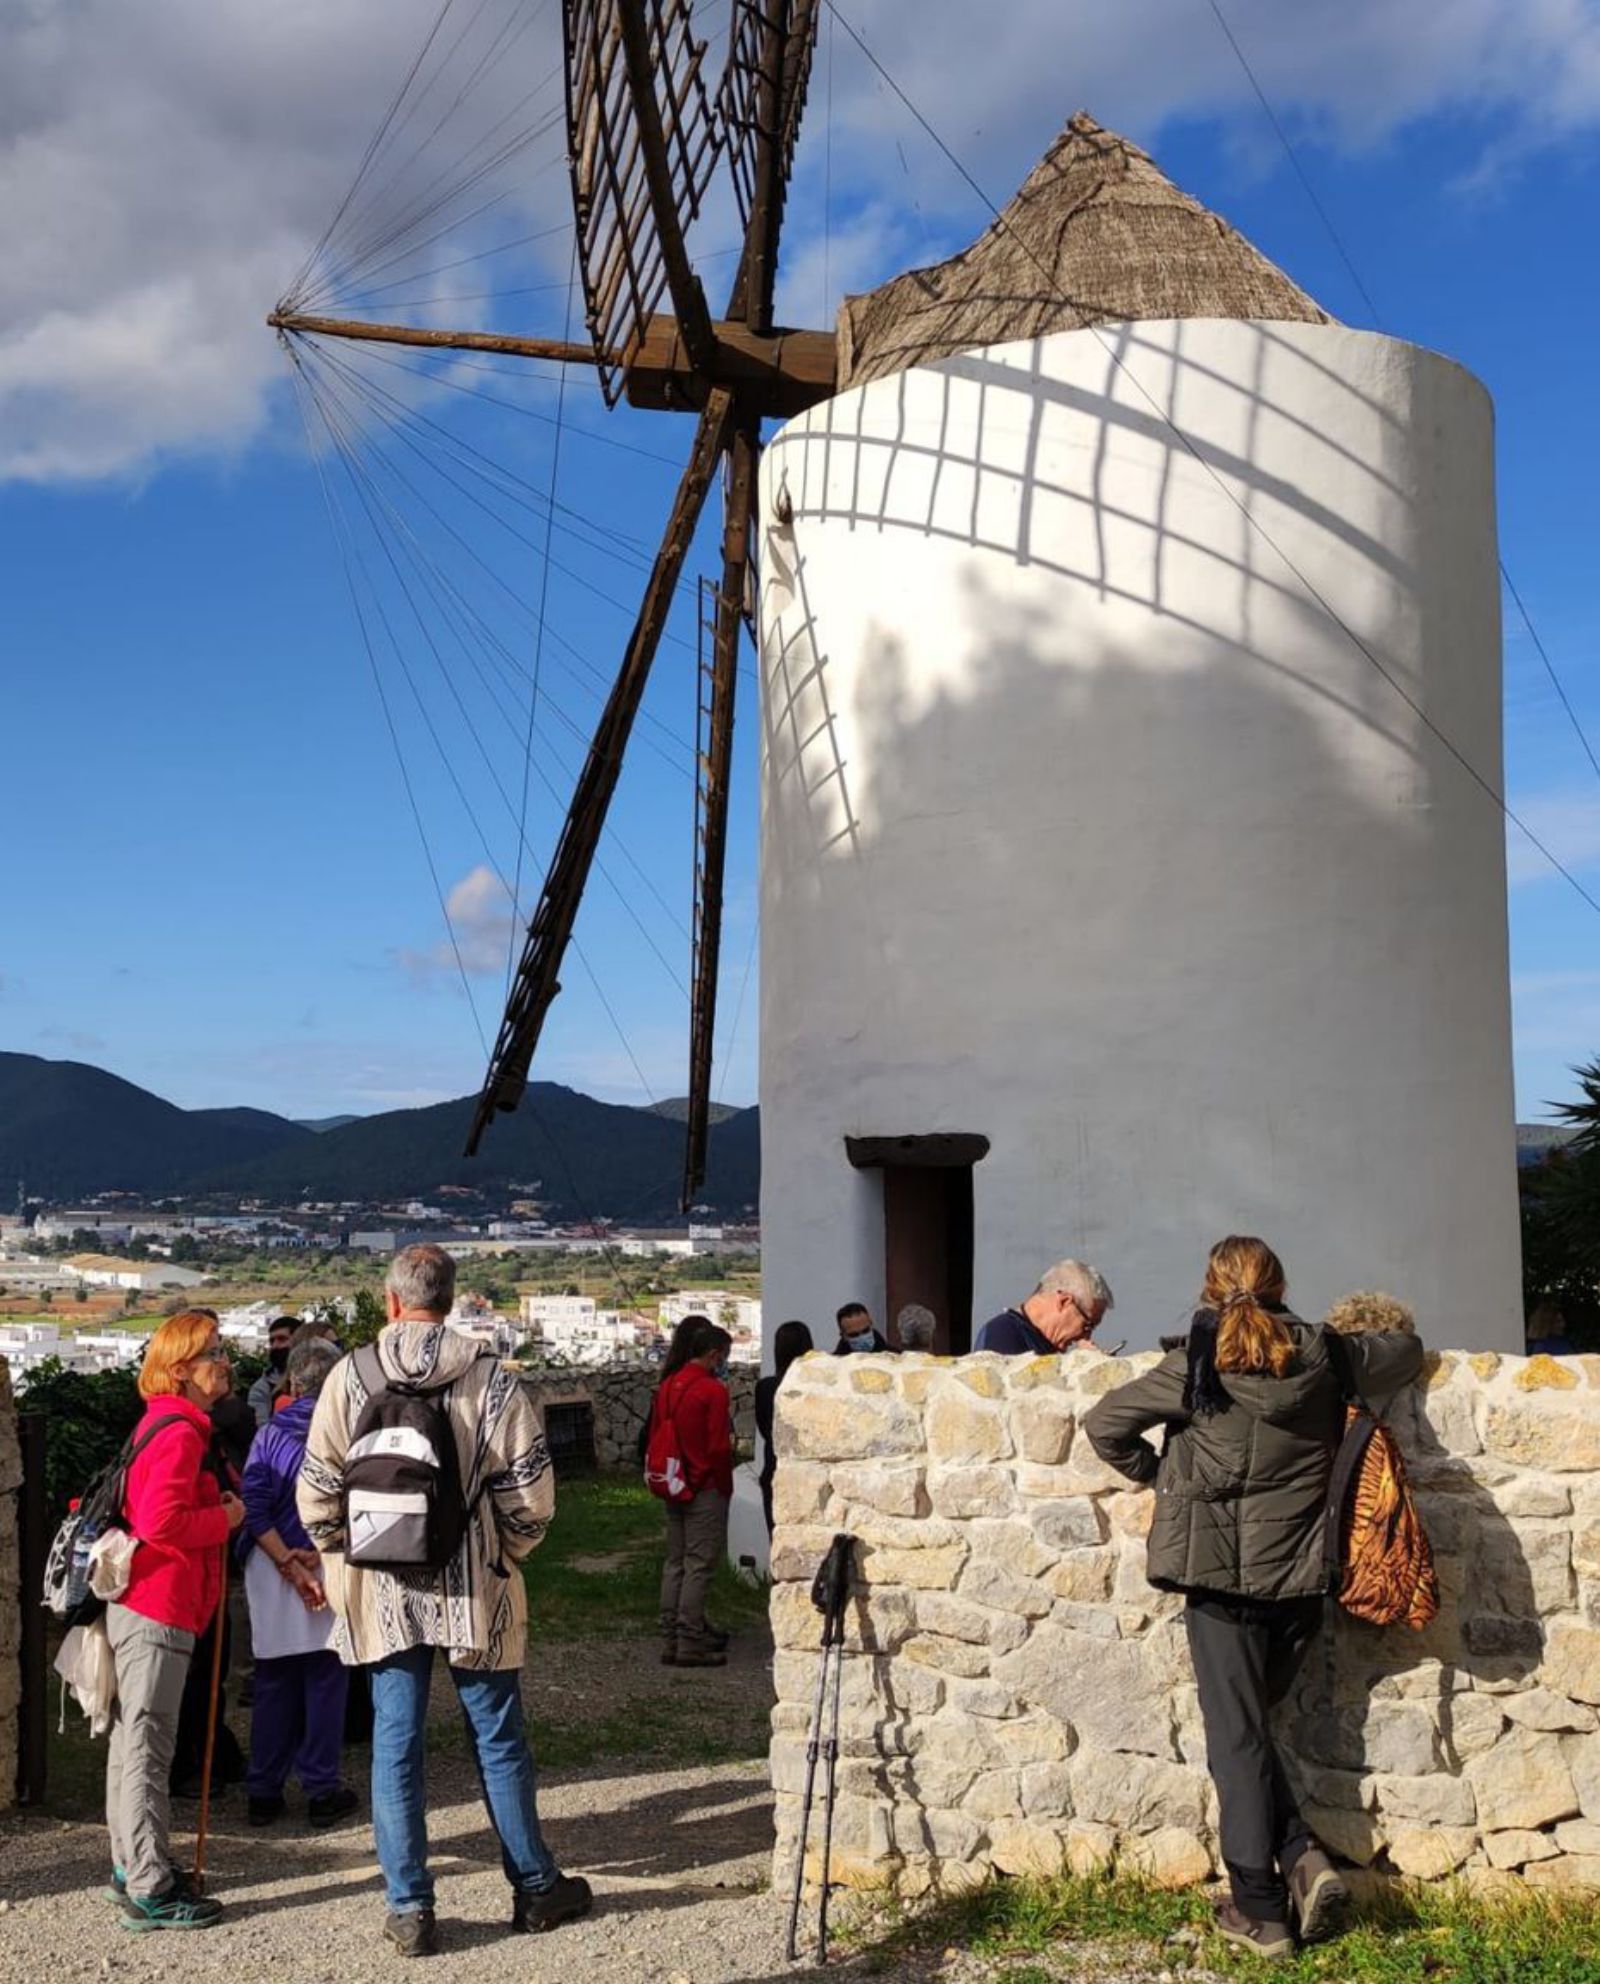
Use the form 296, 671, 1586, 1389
837, 112, 1331, 390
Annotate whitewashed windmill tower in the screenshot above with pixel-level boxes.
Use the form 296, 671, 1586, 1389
756, 118, 1521, 1351
274, 11, 1522, 1350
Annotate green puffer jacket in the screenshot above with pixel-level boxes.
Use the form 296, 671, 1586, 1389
1082, 1320, 1425, 1603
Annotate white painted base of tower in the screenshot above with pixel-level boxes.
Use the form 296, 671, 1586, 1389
757, 321, 1521, 1352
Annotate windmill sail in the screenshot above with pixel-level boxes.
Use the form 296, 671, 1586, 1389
565, 0, 725, 402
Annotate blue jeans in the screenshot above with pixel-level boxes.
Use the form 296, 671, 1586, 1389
368, 1646, 558, 1914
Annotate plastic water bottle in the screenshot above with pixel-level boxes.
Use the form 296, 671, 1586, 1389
65, 1505, 98, 1613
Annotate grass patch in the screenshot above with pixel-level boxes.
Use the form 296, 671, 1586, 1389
524, 1472, 770, 1642
881, 1872, 1600, 1984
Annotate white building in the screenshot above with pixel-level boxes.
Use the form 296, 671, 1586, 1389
755, 119, 1522, 1355
519, 1294, 642, 1365
66, 1255, 208, 1293
0, 1321, 145, 1385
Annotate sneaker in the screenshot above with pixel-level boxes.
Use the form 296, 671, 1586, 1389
383, 1908, 440, 1958
248, 1793, 287, 1827
510, 1874, 594, 1934
106, 1866, 196, 1905
308, 1786, 361, 1830
1212, 1902, 1294, 1960
119, 1886, 224, 1932
1287, 1846, 1349, 1945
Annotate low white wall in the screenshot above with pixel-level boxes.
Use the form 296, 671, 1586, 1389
770, 1348, 1600, 1896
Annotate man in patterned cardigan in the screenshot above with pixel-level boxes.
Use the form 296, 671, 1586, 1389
299, 1243, 592, 1956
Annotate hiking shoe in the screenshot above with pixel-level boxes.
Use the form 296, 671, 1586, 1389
671, 1647, 727, 1668
383, 1908, 440, 1958
248, 1793, 287, 1827
1213, 1902, 1294, 1959
119, 1886, 223, 1932
106, 1866, 196, 1905
308, 1786, 361, 1829
511, 1874, 594, 1934
1288, 1847, 1349, 1945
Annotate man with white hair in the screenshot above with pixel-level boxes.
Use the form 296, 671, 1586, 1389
895, 1304, 938, 1352
975, 1260, 1113, 1354
300, 1243, 590, 1955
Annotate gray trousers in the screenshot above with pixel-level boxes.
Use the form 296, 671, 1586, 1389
659, 1489, 729, 1652
106, 1604, 195, 1900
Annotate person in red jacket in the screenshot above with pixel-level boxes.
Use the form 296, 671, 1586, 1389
652, 1320, 734, 1668
106, 1309, 244, 1932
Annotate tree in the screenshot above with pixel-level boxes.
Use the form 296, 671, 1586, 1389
1520, 1057, 1600, 1346
345, 1287, 386, 1349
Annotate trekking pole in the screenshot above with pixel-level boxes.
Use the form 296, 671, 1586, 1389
784, 1533, 854, 1963
815, 1605, 848, 1963
193, 1549, 228, 1891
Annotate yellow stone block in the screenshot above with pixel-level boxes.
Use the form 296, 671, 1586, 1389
1469, 1352, 1501, 1381
1516, 1354, 1580, 1392
850, 1366, 895, 1394
1424, 1351, 1457, 1389
958, 1363, 1006, 1399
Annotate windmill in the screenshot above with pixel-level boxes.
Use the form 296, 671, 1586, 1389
270, 0, 837, 1209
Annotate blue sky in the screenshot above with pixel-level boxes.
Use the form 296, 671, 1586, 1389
3, 0, 1599, 1124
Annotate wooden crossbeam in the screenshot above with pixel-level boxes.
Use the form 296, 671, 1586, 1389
268, 309, 837, 417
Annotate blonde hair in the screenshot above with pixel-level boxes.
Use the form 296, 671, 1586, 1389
1324, 1291, 1415, 1337
1204, 1236, 1293, 1378
138, 1308, 220, 1399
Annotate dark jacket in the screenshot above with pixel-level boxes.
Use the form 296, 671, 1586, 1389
754, 1374, 780, 1492
833, 1330, 892, 1355
975, 1308, 1054, 1356
1083, 1319, 1424, 1602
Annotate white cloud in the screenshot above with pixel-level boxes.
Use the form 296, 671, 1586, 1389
5, 0, 1600, 485
398, 863, 517, 980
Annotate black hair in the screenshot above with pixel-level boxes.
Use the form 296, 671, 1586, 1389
663, 1314, 716, 1376
773, 1319, 814, 1382
835, 1302, 870, 1327
704, 1325, 733, 1359
269, 1315, 297, 1337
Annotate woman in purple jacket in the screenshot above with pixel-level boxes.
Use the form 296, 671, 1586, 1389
240, 1337, 358, 1828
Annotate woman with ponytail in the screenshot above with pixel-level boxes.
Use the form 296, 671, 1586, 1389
1084, 1237, 1422, 1959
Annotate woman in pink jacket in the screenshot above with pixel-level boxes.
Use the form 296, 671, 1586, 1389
106, 1309, 244, 1932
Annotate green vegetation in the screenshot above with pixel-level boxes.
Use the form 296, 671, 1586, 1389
524, 1473, 769, 1643
860, 1872, 1600, 1984
1521, 1055, 1600, 1344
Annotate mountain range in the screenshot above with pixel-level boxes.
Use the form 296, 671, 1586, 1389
0, 1052, 759, 1217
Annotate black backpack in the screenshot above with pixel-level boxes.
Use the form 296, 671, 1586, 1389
42, 1414, 189, 1629
343, 1345, 475, 1572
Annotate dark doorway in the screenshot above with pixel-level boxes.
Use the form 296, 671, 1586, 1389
543, 1401, 597, 1478
845, 1134, 988, 1356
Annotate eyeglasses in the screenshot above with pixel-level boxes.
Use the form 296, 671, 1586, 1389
194, 1346, 232, 1364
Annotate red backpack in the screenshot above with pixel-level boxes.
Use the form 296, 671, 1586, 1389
643, 1372, 694, 1503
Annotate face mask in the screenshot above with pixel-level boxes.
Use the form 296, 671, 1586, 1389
843, 1331, 875, 1352
713, 1358, 730, 1381
268, 1347, 289, 1373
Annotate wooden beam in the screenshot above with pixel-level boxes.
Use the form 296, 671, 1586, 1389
614, 0, 719, 376
271, 306, 837, 416
682, 417, 759, 1208
465, 388, 738, 1156
625, 318, 836, 415
267, 311, 607, 367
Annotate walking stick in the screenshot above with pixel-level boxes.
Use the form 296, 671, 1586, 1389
193, 1548, 228, 1891
785, 1533, 854, 1964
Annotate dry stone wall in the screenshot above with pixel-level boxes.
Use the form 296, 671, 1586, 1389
520, 1363, 756, 1469
0, 1359, 21, 1812
769, 1348, 1600, 1898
